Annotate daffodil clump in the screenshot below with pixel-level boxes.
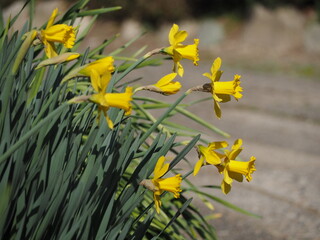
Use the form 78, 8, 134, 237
7, 4, 259, 238
194, 139, 256, 194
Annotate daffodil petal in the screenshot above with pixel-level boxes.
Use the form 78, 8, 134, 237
214, 100, 221, 119
90, 69, 100, 93
156, 73, 178, 87
44, 40, 57, 58
174, 30, 188, 45
202, 72, 212, 80
221, 180, 231, 195
208, 141, 228, 150
232, 139, 243, 150
193, 157, 204, 176
153, 193, 161, 214
169, 24, 179, 46
205, 151, 222, 165
211, 57, 222, 75
46, 8, 58, 29
228, 171, 244, 182
154, 156, 169, 179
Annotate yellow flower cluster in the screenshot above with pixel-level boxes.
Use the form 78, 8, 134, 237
26, 8, 256, 214
140, 156, 182, 214
194, 139, 256, 194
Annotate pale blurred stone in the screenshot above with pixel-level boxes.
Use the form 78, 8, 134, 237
120, 19, 144, 41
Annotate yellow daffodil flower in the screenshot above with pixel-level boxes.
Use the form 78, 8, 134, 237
215, 139, 256, 194
79, 56, 115, 77
90, 86, 133, 129
135, 73, 181, 95
163, 24, 199, 77
153, 73, 181, 95
193, 141, 228, 176
40, 8, 76, 58
140, 156, 182, 214
203, 57, 243, 118
88, 70, 132, 129
61, 56, 115, 84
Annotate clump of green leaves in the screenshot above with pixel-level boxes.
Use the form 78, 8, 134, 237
0, 0, 257, 239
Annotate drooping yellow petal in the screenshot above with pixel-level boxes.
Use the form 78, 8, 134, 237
193, 156, 204, 176
43, 40, 57, 58
222, 167, 233, 185
221, 179, 231, 195
213, 100, 221, 119
153, 193, 162, 214
90, 70, 100, 93
176, 61, 184, 77
100, 72, 112, 93
104, 113, 114, 129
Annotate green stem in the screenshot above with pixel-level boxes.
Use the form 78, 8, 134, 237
0, 103, 69, 165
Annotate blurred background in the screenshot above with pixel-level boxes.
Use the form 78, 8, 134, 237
2, 1, 320, 239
